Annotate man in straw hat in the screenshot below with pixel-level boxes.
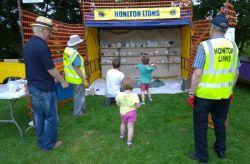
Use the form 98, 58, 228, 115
63, 35, 88, 117
24, 16, 68, 151
187, 14, 240, 162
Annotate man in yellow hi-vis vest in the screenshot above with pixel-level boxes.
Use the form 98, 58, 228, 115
63, 35, 88, 117
187, 14, 240, 163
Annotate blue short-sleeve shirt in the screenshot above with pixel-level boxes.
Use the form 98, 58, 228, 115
24, 36, 55, 92
72, 55, 81, 67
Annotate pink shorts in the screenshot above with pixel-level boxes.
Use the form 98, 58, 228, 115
140, 83, 149, 91
121, 110, 137, 123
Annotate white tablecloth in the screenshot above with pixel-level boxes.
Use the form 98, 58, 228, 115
0, 91, 26, 99
90, 78, 183, 96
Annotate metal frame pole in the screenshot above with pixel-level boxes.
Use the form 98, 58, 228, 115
9, 99, 23, 140
17, 0, 24, 47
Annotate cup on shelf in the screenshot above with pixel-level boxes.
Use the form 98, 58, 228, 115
131, 42, 135, 47
154, 50, 160, 55
147, 40, 151, 47
163, 50, 169, 55
171, 50, 178, 55
175, 57, 181, 63
136, 42, 141, 47
117, 42, 121, 48
169, 41, 175, 46
132, 52, 137, 56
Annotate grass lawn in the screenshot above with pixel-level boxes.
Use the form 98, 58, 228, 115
0, 82, 249, 164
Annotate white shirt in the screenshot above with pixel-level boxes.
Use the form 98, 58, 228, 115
105, 68, 125, 97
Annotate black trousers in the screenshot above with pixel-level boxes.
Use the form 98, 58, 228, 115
193, 96, 230, 161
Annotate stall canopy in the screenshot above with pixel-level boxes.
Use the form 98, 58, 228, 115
80, 0, 192, 28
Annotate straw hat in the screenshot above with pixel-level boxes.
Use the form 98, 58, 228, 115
31, 16, 53, 29
67, 35, 84, 47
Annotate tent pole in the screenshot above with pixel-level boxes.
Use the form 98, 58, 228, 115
17, 0, 24, 48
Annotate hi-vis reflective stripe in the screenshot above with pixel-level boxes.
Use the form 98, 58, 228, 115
204, 69, 234, 74
69, 51, 77, 61
203, 40, 237, 74
64, 73, 81, 79
232, 41, 237, 68
199, 81, 234, 88
64, 66, 73, 69
65, 50, 79, 79
207, 41, 214, 72
65, 64, 77, 79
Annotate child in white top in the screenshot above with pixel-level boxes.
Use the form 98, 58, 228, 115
115, 76, 141, 147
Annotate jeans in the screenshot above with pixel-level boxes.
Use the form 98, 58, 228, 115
28, 85, 58, 150
193, 97, 229, 161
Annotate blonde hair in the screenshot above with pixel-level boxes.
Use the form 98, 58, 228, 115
122, 76, 134, 90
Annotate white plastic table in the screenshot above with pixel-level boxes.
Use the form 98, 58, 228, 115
0, 91, 26, 140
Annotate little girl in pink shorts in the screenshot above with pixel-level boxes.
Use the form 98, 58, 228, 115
115, 76, 141, 147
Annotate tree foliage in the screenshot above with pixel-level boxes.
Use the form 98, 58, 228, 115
231, 0, 250, 54
1, 0, 249, 58
192, 0, 250, 55
0, 0, 82, 59
0, 0, 21, 59
22, 0, 82, 24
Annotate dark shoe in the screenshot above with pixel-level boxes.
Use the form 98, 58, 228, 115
215, 150, 225, 159
188, 152, 199, 160
188, 152, 208, 163
216, 151, 225, 159
213, 145, 225, 159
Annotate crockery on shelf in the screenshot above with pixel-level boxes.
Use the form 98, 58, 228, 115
175, 57, 181, 63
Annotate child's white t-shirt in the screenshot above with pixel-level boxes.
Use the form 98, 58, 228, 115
105, 69, 124, 97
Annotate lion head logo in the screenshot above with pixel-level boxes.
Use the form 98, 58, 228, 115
170, 9, 177, 16
98, 12, 105, 17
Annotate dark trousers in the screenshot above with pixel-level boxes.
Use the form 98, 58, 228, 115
193, 96, 230, 161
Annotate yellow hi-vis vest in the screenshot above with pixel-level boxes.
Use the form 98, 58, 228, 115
63, 47, 88, 85
196, 38, 238, 99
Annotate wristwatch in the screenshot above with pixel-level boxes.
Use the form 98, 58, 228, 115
189, 91, 195, 95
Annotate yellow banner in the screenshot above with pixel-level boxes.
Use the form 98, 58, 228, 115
94, 7, 180, 20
